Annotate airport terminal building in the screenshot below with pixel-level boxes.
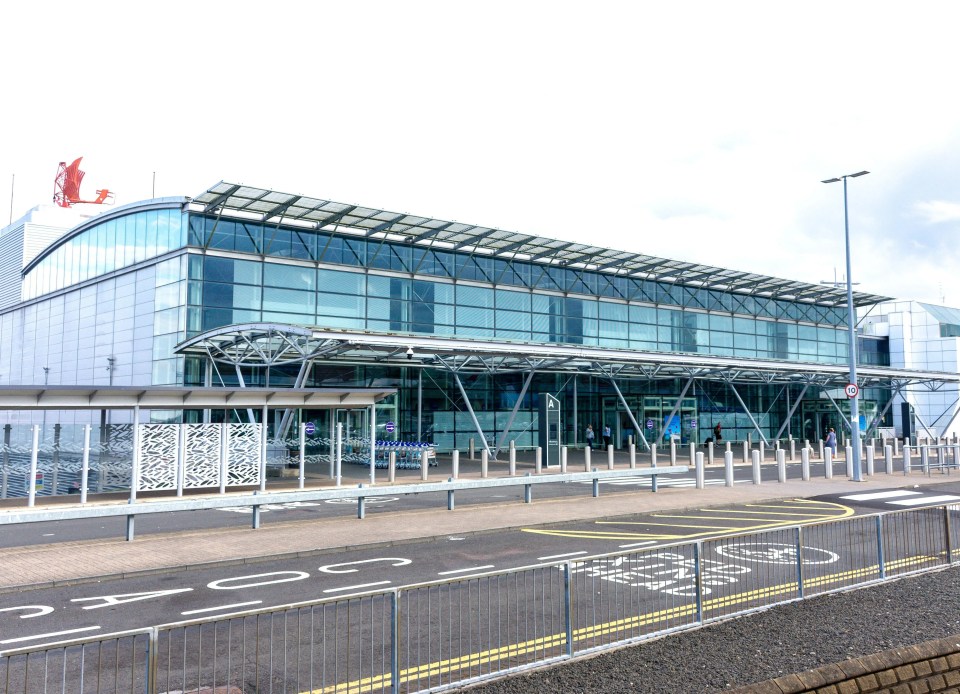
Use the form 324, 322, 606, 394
0, 182, 954, 459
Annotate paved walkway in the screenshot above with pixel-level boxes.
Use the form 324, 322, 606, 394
1, 458, 953, 593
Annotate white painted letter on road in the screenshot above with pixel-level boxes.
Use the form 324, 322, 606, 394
72, 589, 193, 610
208, 571, 310, 590
318, 558, 412, 574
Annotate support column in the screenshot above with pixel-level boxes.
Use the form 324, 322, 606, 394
417, 373, 423, 442
235, 366, 257, 424
369, 404, 376, 485
278, 361, 312, 439
260, 404, 267, 492
727, 381, 769, 445
607, 372, 650, 451
203, 359, 213, 425
452, 371, 493, 461
495, 370, 535, 457
775, 384, 809, 440
657, 377, 695, 446
130, 406, 140, 502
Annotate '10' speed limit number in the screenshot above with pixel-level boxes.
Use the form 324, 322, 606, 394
844, 383, 859, 398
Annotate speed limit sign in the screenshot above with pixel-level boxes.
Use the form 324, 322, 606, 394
844, 383, 859, 398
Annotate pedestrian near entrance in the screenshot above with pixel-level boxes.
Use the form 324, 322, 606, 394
602, 425, 612, 448
585, 424, 595, 450
713, 422, 723, 442
825, 427, 837, 454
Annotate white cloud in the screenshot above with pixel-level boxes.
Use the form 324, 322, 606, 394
914, 201, 960, 225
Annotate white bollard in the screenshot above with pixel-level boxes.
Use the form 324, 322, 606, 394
583, 446, 591, 472
894, 438, 900, 456
742, 440, 749, 464
789, 439, 796, 461
824, 447, 833, 479
818, 440, 824, 461
866, 445, 875, 476
903, 445, 911, 474
708, 440, 714, 465
421, 452, 429, 481
670, 437, 677, 464
650, 444, 658, 468
629, 443, 636, 469
561, 446, 568, 473
884, 444, 893, 475
469, 438, 475, 460
688, 442, 696, 465
801, 446, 810, 481
535, 447, 542, 474
481, 449, 488, 478
389, 451, 397, 482
607, 444, 615, 470
695, 451, 705, 489
845, 446, 854, 478
509, 445, 516, 477
725, 441, 731, 454
450, 450, 457, 479
752, 450, 762, 484
759, 440, 765, 463
777, 449, 786, 483
724, 451, 734, 487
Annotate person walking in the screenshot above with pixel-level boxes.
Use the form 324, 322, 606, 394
713, 422, 723, 442
602, 424, 612, 449
825, 427, 837, 454
585, 424, 595, 450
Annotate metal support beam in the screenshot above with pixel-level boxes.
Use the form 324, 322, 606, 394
235, 366, 257, 424
822, 388, 852, 430
607, 373, 650, 451
775, 384, 809, 440
912, 407, 938, 439
452, 371, 493, 461
278, 360, 312, 438
657, 377, 695, 445
727, 381, 769, 445
863, 387, 903, 439
494, 370, 536, 457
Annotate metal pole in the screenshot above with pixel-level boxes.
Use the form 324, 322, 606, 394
80, 424, 91, 504
28, 424, 39, 507
370, 405, 376, 485
841, 174, 864, 481
417, 372, 423, 443
130, 406, 140, 502
260, 404, 267, 492
299, 422, 306, 489
775, 384, 809, 440
452, 371, 493, 460
495, 370, 535, 456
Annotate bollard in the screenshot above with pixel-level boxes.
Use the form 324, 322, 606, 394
789, 439, 796, 461
824, 447, 833, 479
481, 449, 488, 478
650, 444, 658, 468
801, 446, 810, 481
884, 444, 893, 475
469, 438, 475, 460
894, 438, 900, 456
688, 442, 696, 465
742, 440, 749, 464
389, 451, 397, 482
707, 440, 714, 465
524, 473, 532, 503
357, 486, 366, 519
903, 445, 911, 475
670, 437, 677, 464
725, 440, 731, 454
421, 454, 429, 481
845, 446, 853, 478
759, 440, 765, 463
583, 446, 590, 472
607, 444, 615, 470
724, 451, 734, 487
448, 484, 455, 511
509, 445, 516, 477
592, 476, 599, 498
695, 452, 705, 489
752, 450, 761, 484
818, 440, 824, 461
561, 446, 568, 473
866, 445, 875, 476
921, 446, 929, 475
451, 450, 459, 479
777, 449, 786, 483
535, 447, 542, 474
629, 443, 636, 469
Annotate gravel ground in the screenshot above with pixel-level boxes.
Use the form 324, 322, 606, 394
466, 565, 960, 693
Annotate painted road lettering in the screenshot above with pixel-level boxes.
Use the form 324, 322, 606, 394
207, 571, 310, 590
0, 605, 54, 619
72, 588, 193, 610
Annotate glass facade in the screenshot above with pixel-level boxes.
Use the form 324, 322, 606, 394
2, 200, 890, 442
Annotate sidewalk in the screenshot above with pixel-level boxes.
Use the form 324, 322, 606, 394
1, 459, 953, 594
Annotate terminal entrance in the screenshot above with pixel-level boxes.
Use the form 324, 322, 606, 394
601, 396, 698, 448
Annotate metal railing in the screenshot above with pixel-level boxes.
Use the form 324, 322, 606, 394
3, 501, 958, 693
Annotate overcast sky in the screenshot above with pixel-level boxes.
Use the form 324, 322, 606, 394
3, 1, 959, 306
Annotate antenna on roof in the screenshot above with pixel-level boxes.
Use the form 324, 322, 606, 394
53, 157, 114, 208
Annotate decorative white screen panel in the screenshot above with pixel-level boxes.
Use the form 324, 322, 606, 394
226, 423, 261, 486
138, 424, 179, 491
183, 424, 222, 489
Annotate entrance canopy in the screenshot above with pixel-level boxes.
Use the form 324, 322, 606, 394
0, 385, 395, 410
175, 323, 960, 390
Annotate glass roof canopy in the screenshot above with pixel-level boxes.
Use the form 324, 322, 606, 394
191, 182, 891, 308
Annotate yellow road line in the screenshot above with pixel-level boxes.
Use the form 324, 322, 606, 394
302, 554, 941, 693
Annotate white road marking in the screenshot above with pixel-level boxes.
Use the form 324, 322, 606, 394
322, 581, 391, 594
537, 551, 587, 561
888, 495, 960, 506
840, 490, 922, 501
181, 601, 263, 616
438, 565, 495, 576
42, 533, 55, 537
73, 588, 193, 610
318, 558, 412, 574
618, 541, 656, 549
208, 571, 310, 590
0, 605, 54, 619
1, 626, 101, 645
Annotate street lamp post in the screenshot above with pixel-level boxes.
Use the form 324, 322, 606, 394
822, 170, 869, 482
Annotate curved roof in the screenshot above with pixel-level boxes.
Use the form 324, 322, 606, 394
191, 182, 891, 308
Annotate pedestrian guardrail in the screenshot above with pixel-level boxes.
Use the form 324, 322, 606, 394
903, 444, 960, 476
3, 501, 957, 693
0, 466, 688, 540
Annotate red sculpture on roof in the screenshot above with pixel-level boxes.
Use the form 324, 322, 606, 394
53, 157, 113, 208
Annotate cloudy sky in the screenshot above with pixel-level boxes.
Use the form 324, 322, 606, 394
3, 1, 959, 305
